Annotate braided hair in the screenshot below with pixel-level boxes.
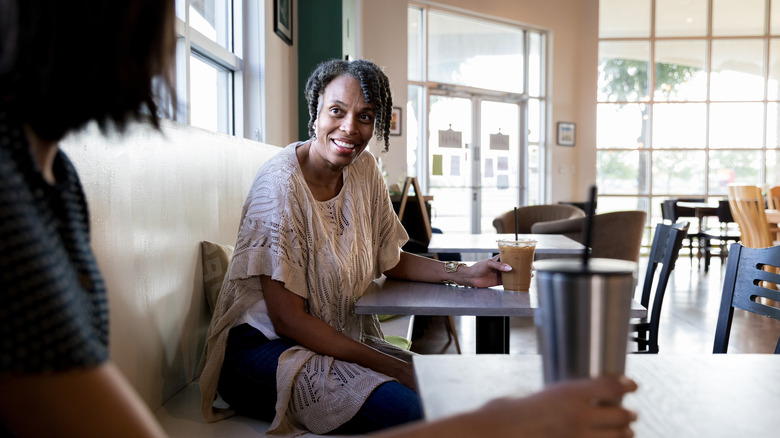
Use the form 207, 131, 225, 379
304, 59, 393, 152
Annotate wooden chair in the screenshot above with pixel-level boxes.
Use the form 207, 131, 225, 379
629, 221, 689, 353
767, 185, 780, 210
727, 185, 776, 249
492, 204, 585, 234
713, 243, 780, 354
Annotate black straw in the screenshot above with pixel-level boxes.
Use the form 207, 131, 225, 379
582, 185, 597, 267
514, 207, 518, 240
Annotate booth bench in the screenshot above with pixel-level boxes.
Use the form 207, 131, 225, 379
63, 122, 412, 437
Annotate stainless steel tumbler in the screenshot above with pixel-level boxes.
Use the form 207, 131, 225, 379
534, 258, 636, 384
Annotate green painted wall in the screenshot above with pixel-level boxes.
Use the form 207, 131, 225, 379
297, 0, 343, 141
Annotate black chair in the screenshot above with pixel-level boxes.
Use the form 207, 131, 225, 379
661, 198, 706, 263
713, 243, 780, 354
629, 221, 689, 353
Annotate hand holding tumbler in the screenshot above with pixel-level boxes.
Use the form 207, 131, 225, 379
534, 258, 636, 384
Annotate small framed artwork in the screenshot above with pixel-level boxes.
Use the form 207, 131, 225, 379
274, 0, 293, 45
390, 107, 402, 136
557, 122, 575, 146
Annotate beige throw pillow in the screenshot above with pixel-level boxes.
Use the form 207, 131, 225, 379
201, 241, 234, 314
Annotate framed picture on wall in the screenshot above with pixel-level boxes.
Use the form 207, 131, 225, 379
274, 0, 293, 45
390, 107, 402, 136
557, 122, 575, 146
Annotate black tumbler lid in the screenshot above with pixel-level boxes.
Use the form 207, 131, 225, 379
534, 258, 636, 275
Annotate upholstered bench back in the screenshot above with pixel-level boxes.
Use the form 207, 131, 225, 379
62, 121, 280, 411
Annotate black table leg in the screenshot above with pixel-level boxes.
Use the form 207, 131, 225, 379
476, 316, 509, 354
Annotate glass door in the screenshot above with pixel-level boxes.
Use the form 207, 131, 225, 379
428, 93, 525, 234
427, 95, 473, 233
479, 100, 522, 234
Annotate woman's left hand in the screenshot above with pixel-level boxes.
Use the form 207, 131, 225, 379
462, 255, 512, 288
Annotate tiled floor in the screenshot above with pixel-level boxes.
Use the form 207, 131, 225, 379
411, 253, 780, 355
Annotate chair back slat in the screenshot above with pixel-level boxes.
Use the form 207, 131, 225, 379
733, 248, 780, 315
713, 243, 780, 354
767, 186, 780, 210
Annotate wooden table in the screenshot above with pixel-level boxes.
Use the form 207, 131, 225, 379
415, 233, 585, 353
677, 201, 722, 270
427, 233, 585, 255
677, 201, 718, 231
414, 354, 780, 437
355, 276, 647, 353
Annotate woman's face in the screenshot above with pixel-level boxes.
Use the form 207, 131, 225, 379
310, 74, 376, 170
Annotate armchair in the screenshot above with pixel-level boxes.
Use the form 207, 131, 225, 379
531, 210, 647, 262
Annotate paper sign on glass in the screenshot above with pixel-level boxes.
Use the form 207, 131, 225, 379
439, 128, 462, 148
497, 156, 509, 171
484, 158, 494, 178
450, 155, 461, 176
490, 132, 509, 150
432, 154, 443, 176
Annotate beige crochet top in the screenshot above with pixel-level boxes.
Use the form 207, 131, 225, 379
198, 143, 413, 436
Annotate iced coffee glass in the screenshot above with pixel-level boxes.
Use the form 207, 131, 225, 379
497, 238, 537, 291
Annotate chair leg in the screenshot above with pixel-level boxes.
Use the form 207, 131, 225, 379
446, 315, 462, 354
688, 238, 694, 261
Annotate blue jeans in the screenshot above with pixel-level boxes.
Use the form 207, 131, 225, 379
217, 323, 423, 434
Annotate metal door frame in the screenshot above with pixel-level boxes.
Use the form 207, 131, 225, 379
427, 85, 529, 233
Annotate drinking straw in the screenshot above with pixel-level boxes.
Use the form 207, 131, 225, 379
514, 207, 519, 241
582, 185, 597, 267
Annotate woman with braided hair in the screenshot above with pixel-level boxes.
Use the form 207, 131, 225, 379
198, 58, 638, 438
198, 58, 512, 435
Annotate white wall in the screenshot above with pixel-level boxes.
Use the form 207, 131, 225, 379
263, 0, 299, 147
357, 0, 599, 204
360, 0, 409, 186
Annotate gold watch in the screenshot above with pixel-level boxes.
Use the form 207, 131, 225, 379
444, 261, 467, 273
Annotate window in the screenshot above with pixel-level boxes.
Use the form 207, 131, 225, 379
597, 0, 780, 235
173, 0, 263, 140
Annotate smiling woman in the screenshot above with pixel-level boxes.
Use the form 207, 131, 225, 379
299, 74, 378, 200
197, 58, 513, 436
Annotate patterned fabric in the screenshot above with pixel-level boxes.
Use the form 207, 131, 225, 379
0, 108, 109, 378
200, 241, 234, 314
198, 142, 411, 436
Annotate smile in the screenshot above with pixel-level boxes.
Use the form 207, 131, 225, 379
332, 139, 357, 150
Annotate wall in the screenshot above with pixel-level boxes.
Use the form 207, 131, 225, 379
297, 0, 344, 141
357, 0, 599, 204
359, 1, 410, 185
263, 0, 299, 147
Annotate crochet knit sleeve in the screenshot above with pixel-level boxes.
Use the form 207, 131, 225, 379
228, 167, 310, 299
365, 154, 409, 278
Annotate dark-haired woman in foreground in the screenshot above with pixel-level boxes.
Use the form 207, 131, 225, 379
199, 58, 638, 437
0, 0, 175, 436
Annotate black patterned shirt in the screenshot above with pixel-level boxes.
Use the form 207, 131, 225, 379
0, 107, 109, 380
